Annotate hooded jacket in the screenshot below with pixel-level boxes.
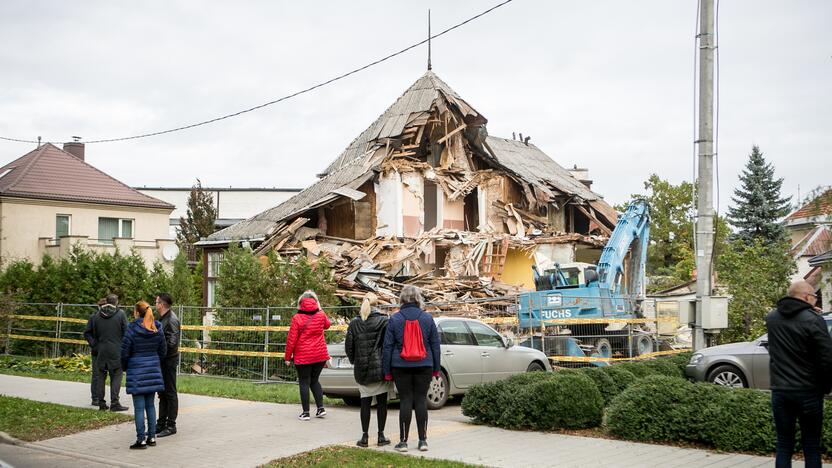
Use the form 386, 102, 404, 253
285, 298, 331, 365
121, 319, 167, 395
382, 304, 440, 376
84, 304, 129, 370
345, 309, 389, 385
766, 297, 832, 393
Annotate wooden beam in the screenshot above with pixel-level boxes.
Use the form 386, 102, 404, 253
437, 124, 467, 144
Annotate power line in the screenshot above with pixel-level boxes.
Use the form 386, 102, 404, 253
0, 0, 514, 146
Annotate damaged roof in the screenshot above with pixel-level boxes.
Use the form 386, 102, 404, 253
0, 143, 174, 210
205, 71, 615, 243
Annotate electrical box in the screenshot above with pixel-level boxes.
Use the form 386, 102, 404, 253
702, 296, 729, 330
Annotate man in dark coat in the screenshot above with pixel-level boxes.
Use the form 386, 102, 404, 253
766, 280, 832, 468
84, 294, 129, 411
83, 298, 106, 406
155, 292, 180, 437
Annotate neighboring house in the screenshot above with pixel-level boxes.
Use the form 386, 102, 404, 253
198, 71, 618, 306
786, 188, 832, 289
807, 250, 832, 311
0, 143, 176, 269
136, 187, 302, 239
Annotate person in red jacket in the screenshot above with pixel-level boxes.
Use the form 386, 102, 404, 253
285, 290, 331, 421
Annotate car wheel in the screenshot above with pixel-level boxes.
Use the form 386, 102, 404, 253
593, 338, 613, 358
426, 371, 449, 410
527, 361, 545, 372
342, 396, 361, 406
707, 365, 747, 388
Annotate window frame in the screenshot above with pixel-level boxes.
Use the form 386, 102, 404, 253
55, 214, 71, 239
438, 320, 476, 346
97, 217, 135, 244
465, 320, 505, 348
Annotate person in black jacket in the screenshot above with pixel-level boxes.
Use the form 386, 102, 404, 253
84, 298, 106, 406
154, 292, 180, 437
83, 294, 129, 411
345, 293, 391, 448
765, 280, 832, 468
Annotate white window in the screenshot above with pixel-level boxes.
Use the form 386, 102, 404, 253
56, 214, 70, 239
206, 251, 224, 307
98, 217, 134, 243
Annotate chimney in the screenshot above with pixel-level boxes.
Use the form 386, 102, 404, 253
63, 137, 84, 161
568, 165, 593, 189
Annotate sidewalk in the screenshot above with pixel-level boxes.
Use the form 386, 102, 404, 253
0, 374, 820, 467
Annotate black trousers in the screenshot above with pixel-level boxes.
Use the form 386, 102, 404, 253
90, 354, 99, 402
392, 366, 432, 442
157, 356, 179, 428
360, 392, 388, 435
296, 361, 325, 413
771, 390, 824, 468
94, 363, 122, 405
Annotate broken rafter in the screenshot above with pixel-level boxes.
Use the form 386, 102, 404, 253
437, 124, 467, 144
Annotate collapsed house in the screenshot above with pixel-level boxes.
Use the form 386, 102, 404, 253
198, 71, 617, 312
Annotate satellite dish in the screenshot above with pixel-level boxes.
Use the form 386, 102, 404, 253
162, 244, 179, 261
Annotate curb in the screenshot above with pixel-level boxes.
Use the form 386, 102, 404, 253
0, 431, 23, 446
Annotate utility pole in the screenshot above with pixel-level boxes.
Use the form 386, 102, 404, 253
694, 0, 715, 351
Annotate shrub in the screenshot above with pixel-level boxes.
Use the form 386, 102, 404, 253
709, 388, 776, 453
600, 365, 637, 394
498, 371, 603, 430
615, 361, 655, 378
639, 358, 684, 378
577, 367, 617, 405
824, 402, 832, 457
505, 371, 556, 386
461, 379, 514, 425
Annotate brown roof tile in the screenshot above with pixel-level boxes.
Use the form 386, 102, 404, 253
0, 144, 173, 210
787, 189, 832, 221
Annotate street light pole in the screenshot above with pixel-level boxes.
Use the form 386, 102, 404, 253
694, 0, 715, 351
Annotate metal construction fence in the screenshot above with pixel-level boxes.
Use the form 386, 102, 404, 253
2, 297, 690, 381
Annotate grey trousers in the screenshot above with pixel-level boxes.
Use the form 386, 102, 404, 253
94, 364, 123, 405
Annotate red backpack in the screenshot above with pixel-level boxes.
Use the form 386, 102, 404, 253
400, 312, 427, 361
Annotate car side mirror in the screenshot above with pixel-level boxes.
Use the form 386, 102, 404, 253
503, 336, 513, 348
759, 340, 768, 348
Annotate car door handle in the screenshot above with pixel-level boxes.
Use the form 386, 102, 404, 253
443, 351, 454, 356
481, 352, 491, 358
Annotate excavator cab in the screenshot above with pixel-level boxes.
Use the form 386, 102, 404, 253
532, 262, 597, 291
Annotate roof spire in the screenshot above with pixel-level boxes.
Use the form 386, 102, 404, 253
427, 9, 432, 71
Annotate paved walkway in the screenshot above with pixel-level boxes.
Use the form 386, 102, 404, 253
0, 374, 823, 467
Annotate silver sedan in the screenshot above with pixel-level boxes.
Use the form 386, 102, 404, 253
685, 314, 832, 389
320, 317, 552, 409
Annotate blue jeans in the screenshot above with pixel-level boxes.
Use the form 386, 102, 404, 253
132, 393, 157, 440
771, 390, 824, 468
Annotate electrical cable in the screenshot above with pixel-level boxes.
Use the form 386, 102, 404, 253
0, 0, 515, 145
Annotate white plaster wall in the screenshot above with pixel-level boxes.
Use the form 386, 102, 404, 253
375, 171, 403, 237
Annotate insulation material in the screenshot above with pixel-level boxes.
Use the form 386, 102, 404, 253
401, 172, 424, 238
533, 243, 576, 271
375, 171, 403, 237
501, 248, 536, 289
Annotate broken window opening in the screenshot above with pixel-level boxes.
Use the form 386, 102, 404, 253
424, 181, 438, 231
464, 189, 479, 232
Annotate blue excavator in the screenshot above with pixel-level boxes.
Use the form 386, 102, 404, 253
517, 200, 652, 360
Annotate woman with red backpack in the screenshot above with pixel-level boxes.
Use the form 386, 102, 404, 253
381, 285, 440, 453
285, 290, 331, 421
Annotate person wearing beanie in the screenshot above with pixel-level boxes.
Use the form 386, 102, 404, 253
285, 290, 331, 421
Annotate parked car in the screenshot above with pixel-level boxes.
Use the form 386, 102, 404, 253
685, 313, 832, 389
320, 316, 552, 409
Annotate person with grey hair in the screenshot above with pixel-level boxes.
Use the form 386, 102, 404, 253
382, 285, 440, 452
766, 280, 832, 467
86, 293, 129, 411
285, 290, 331, 421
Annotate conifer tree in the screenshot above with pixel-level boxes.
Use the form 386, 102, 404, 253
727, 146, 791, 243
177, 179, 218, 246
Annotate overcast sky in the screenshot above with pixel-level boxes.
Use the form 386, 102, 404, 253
0, 1, 829, 212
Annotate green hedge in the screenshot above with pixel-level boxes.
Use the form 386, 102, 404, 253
599, 365, 637, 395
577, 367, 617, 405
607, 375, 832, 455
462, 371, 603, 431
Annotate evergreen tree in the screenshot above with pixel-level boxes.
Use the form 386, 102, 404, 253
177, 179, 218, 246
727, 146, 791, 242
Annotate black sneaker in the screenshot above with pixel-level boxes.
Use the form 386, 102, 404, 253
98, 403, 109, 411
110, 404, 129, 412
356, 434, 369, 448
378, 434, 391, 447
129, 439, 147, 450
298, 412, 311, 421
394, 441, 408, 452
146, 437, 156, 447
157, 427, 177, 437
91, 400, 99, 406
418, 439, 428, 452
315, 407, 326, 418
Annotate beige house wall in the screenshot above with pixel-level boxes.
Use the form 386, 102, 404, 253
0, 197, 174, 268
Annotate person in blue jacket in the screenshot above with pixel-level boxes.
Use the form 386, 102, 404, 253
121, 300, 167, 450
382, 285, 440, 453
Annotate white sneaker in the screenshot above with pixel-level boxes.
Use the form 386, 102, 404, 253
298, 412, 310, 421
